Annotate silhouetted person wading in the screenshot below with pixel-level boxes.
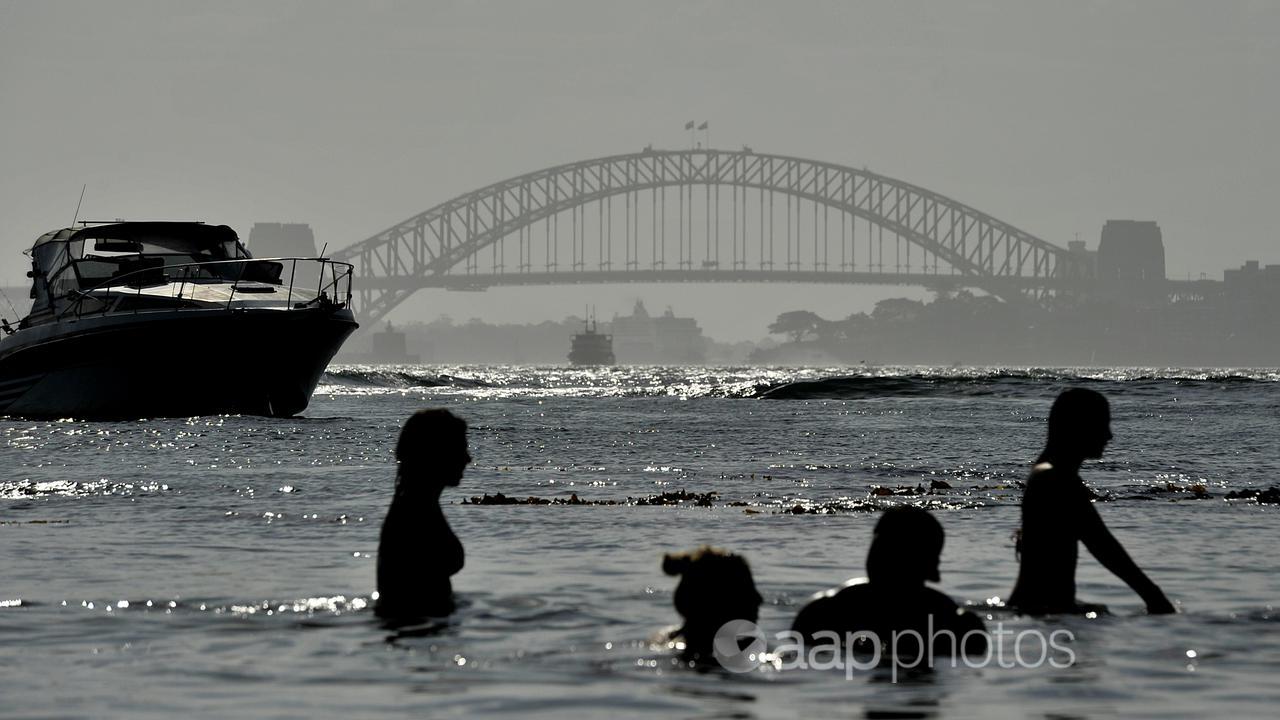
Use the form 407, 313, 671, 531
376, 408, 471, 619
1008, 388, 1175, 615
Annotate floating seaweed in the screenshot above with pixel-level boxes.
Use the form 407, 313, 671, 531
630, 489, 718, 507
461, 489, 720, 507
462, 492, 619, 506
1225, 486, 1280, 504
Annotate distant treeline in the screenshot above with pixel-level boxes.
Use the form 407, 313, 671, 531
753, 290, 1280, 366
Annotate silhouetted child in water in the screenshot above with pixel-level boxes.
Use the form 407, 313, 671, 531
1008, 388, 1175, 615
663, 546, 763, 662
375, 408, 471, 619
791, 507, 987, 660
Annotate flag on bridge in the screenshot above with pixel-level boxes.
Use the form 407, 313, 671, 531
684, 121, 695, 130
697, 121, 708, 130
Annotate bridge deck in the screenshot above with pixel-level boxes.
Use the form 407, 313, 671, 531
357, 270, 1074, 293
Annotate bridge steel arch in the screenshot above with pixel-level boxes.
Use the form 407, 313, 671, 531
332, 149, 1090, 326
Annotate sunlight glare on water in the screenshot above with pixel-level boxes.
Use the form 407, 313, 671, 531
2, 365, 1278, 718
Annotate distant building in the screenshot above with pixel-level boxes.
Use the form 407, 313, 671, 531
248, 222, 321, 290
371, 322, 420, 363
1097, 220, 1165, 282
611, 301, 706, 364
1224, 260, 1280, 305
248, 223, 318, 258
339, 322, 421, 364
1096, 220, 1166, 303
1067, 239, 1097, 280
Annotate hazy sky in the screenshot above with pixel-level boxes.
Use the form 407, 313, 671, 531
2, 0, 1277, 340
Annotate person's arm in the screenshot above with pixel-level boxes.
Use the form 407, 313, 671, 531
1077, 501, 1175, 614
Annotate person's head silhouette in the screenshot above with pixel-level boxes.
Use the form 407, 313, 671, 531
396, 408, 471, 492
663, 546, 763, 654
866, 506, 944, 586
1044, 388, 1112, 462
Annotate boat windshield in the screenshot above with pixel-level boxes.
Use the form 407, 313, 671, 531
30, 224, 258, 303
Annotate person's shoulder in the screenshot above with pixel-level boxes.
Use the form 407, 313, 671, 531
830, 577, 872, 596
1027, 461, 1063, 483
1025, 462, 1082, 496
792, 578, 870, 634
798, 577, 871, 611
800, 577, 869, 601
823, 580, 878, 611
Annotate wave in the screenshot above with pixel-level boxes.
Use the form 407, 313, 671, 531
757, 369, 1279, 400
320, 367, 492, 389
317, 365, 1278, 399
318, 365, 777, 398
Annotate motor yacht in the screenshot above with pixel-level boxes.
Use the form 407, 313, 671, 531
0, 221, 358, 418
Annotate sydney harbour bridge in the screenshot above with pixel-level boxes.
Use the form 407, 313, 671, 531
332, 149, 1093, 326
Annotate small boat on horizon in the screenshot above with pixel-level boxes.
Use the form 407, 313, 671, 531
0, 221, 358, 418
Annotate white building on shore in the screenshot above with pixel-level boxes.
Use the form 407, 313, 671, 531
611, 301, 706, 364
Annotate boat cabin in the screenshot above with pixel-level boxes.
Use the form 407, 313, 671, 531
25, 222, 280, 318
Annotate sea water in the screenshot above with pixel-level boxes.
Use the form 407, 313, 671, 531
2, 366, 1277, 718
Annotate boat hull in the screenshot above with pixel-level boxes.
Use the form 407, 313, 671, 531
0, 308, 357, 419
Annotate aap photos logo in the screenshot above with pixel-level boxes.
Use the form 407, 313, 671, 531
712, 619, 768, 672
711, 619, 1076, 681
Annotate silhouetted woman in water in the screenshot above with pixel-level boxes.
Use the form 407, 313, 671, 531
1008, 388, 1175, 615
376, 408, 471, 619
663, 546, 763, 663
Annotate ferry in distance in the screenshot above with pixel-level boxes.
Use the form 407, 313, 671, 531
0, 221, 358, 418
568, 313, 615, 366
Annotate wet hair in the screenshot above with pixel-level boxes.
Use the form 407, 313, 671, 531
1047, 388, 1109, 436
396, 408, 468, 468
866, 506, 944, 584
663, 546, 762, 623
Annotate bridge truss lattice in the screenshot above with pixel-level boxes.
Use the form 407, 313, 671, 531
332, 149, 1090, 325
